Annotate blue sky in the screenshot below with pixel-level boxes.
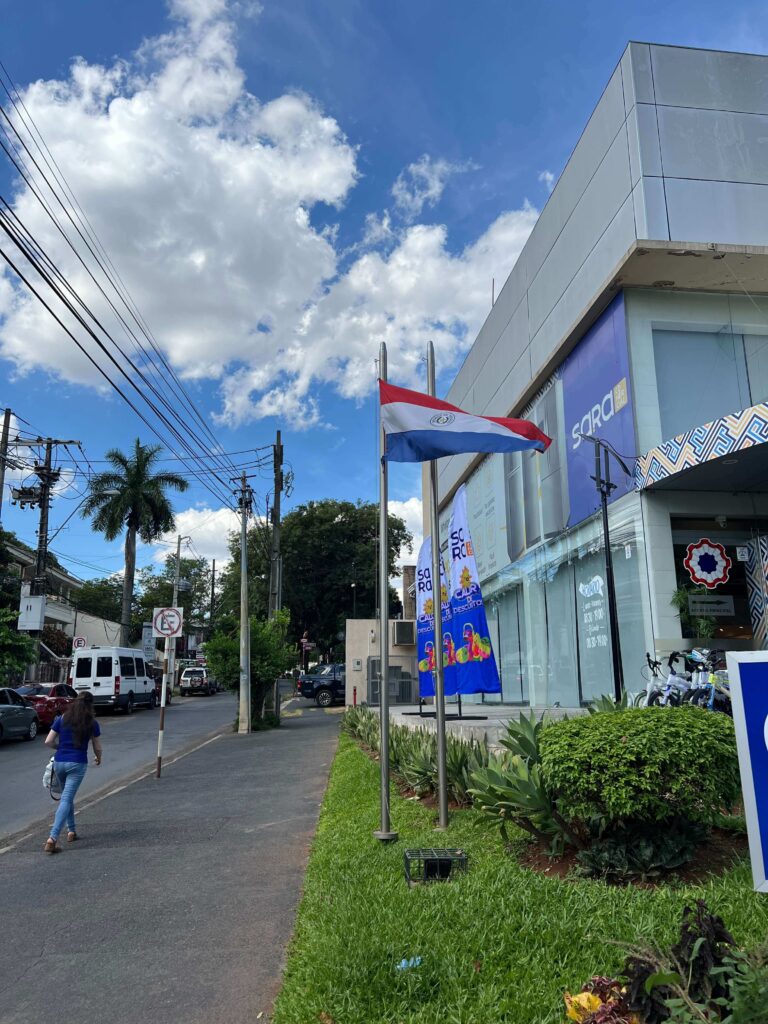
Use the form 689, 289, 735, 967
1, 0, 765, 579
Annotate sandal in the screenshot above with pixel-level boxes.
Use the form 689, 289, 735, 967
67, 832, 78, 843
44, 838, 60, 855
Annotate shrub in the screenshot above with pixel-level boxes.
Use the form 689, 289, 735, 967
539, 706, 739, 827
575, 818, 707, 883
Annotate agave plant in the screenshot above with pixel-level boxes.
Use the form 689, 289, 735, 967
444, 734, 490, 806
399, 729, 437, 795
586, 691, 628, 715
499, 709, 547, 765
469, 753, 584, 854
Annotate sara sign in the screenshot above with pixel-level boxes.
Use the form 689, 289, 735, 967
561, 294, 635, 527
725, 652, 768, 892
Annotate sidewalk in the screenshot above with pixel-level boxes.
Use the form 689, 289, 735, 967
0, 708, 341, 1024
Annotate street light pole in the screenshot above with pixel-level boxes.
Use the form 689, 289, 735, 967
579, 433, 628, 702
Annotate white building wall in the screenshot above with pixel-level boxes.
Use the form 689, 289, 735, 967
439, 42, 768, 503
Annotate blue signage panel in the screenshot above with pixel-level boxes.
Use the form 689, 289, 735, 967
726, 653, 768, 892
561, 294, 635, 527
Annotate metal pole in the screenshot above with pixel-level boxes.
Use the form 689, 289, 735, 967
33, 441, 54, 596
427, 341, 449, 830
269, 430, 283, 620
600, 447, 624, 701
156, 533, 183, 778
209, 558, 216, 638
0, 408, 11, 528
374, 341, 397, 842
238, 473, 251, 733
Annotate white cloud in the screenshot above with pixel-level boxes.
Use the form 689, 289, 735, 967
391, 154, 474, 222
149, 505, 241, 565
390, 496, 422, 576
0, 2, 539, 429
538, 169, 555, 192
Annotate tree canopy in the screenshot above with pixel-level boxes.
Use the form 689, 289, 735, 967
218, 499, 412, 657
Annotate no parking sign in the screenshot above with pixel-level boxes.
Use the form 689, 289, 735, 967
726, 652, 768, 893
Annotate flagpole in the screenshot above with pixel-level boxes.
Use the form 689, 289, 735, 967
374, 341, 398, 843
427, 340, 449, 830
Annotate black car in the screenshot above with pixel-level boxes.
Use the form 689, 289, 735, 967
0, 687, 40, 743
297, 664, 345, 707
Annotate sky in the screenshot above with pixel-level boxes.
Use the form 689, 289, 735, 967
0, 0, 766, 582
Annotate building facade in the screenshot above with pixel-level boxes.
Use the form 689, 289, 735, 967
436, 42, 768, 708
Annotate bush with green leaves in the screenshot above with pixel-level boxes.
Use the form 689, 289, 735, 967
576, 818, 707, 883
539, 706, 740, 827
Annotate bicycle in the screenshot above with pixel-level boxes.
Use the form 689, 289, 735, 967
641, 652, 691, 706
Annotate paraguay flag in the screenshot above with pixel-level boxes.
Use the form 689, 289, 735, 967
379, 380, 551, 463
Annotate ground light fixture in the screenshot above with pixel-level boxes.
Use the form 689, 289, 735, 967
404, 848, 468, 887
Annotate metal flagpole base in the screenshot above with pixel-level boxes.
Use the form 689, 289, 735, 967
373, 830, 399, 842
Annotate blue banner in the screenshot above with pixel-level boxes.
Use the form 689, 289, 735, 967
415, 536, 458, 697
561, 293, 635, 527
728, 654, 768, 891
446, 486, 501, 694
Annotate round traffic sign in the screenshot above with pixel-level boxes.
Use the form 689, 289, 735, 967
72, 636, 87, 650
153, 607, 183, 637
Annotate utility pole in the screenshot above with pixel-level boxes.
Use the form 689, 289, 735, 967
156, 533, 187, 778
32, 441, 60, 597
237, 472, 252, 734
209, 558, 216, 638
268, 430, 283, 620
0, 408, 11, 527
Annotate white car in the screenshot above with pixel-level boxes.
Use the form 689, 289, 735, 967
179, 667, 215, 696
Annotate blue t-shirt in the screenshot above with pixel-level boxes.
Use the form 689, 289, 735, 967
51, 715, 101, 764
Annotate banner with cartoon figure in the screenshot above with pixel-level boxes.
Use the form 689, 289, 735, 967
446, 485, 501, 694
416, 535, 458, 697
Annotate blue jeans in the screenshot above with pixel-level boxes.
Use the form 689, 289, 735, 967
49, 761, 87, 841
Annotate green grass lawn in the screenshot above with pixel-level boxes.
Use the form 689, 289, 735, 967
272, 734, 768, 1024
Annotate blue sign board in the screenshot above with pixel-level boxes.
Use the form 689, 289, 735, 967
561, 294, 635, 527
726, 653, 768, 892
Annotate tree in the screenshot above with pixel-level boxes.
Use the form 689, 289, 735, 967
206, 611, 294, 725
0, 608, 35, 682
41, 625, 70, 658
0, 528, 22, 612
75, 577, 123, 623
134, 555, 212, 644
218, 499, 412, 659
80, 440, 188, 646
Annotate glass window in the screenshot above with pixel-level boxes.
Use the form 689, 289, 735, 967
119, 656, 135, 678
96, 656, 113, 678
654, 329, 749, 440
75, 657, 92, 679
503, 452, 525, 563
10, 691, 25, 706
135, 657, 145, 676
744, 335, 768, 406
0, 690, 9, 705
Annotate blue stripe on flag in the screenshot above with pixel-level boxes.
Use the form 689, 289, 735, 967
385, 428, 544, 463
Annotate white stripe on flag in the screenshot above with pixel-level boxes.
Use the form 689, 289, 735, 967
381, 401, 528, 440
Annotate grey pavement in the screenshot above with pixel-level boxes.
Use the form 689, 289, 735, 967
0, 704, 340, 1024
0, 692, 239, 839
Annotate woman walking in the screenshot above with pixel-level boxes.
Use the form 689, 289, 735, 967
44, 692, 103, 854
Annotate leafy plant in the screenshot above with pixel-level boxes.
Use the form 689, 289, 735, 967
587, 691, 629, 714
576, 819, 707, 883
469, 754, 583, 854
623, 900, 737, 1024
0, 608, 35, 680
671, 585, 716, 642
499, 709, 546, 764
444, 733, 489, 806
540, 707, 740, 827
399, 730, 437, 795
728, 948, 768, 1024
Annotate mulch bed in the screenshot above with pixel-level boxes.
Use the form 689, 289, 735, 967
519, 828, 749, 887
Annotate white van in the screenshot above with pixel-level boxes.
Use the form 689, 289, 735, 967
70, 647, 156, 713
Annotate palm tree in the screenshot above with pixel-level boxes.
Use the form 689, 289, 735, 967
81, 440, 189, 645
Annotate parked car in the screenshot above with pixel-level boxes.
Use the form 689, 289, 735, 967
70, 647, 156, 713
297, 663, 346, 707
18, 683, 78, 729
146, 665, 172, 705
179, 667, 214, 696
0, 687, 39, 742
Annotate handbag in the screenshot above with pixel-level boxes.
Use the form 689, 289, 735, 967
42, 756, 54, 789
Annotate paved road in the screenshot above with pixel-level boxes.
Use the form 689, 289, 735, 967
0, 692, 237, 839
0, 705, 340, 1024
